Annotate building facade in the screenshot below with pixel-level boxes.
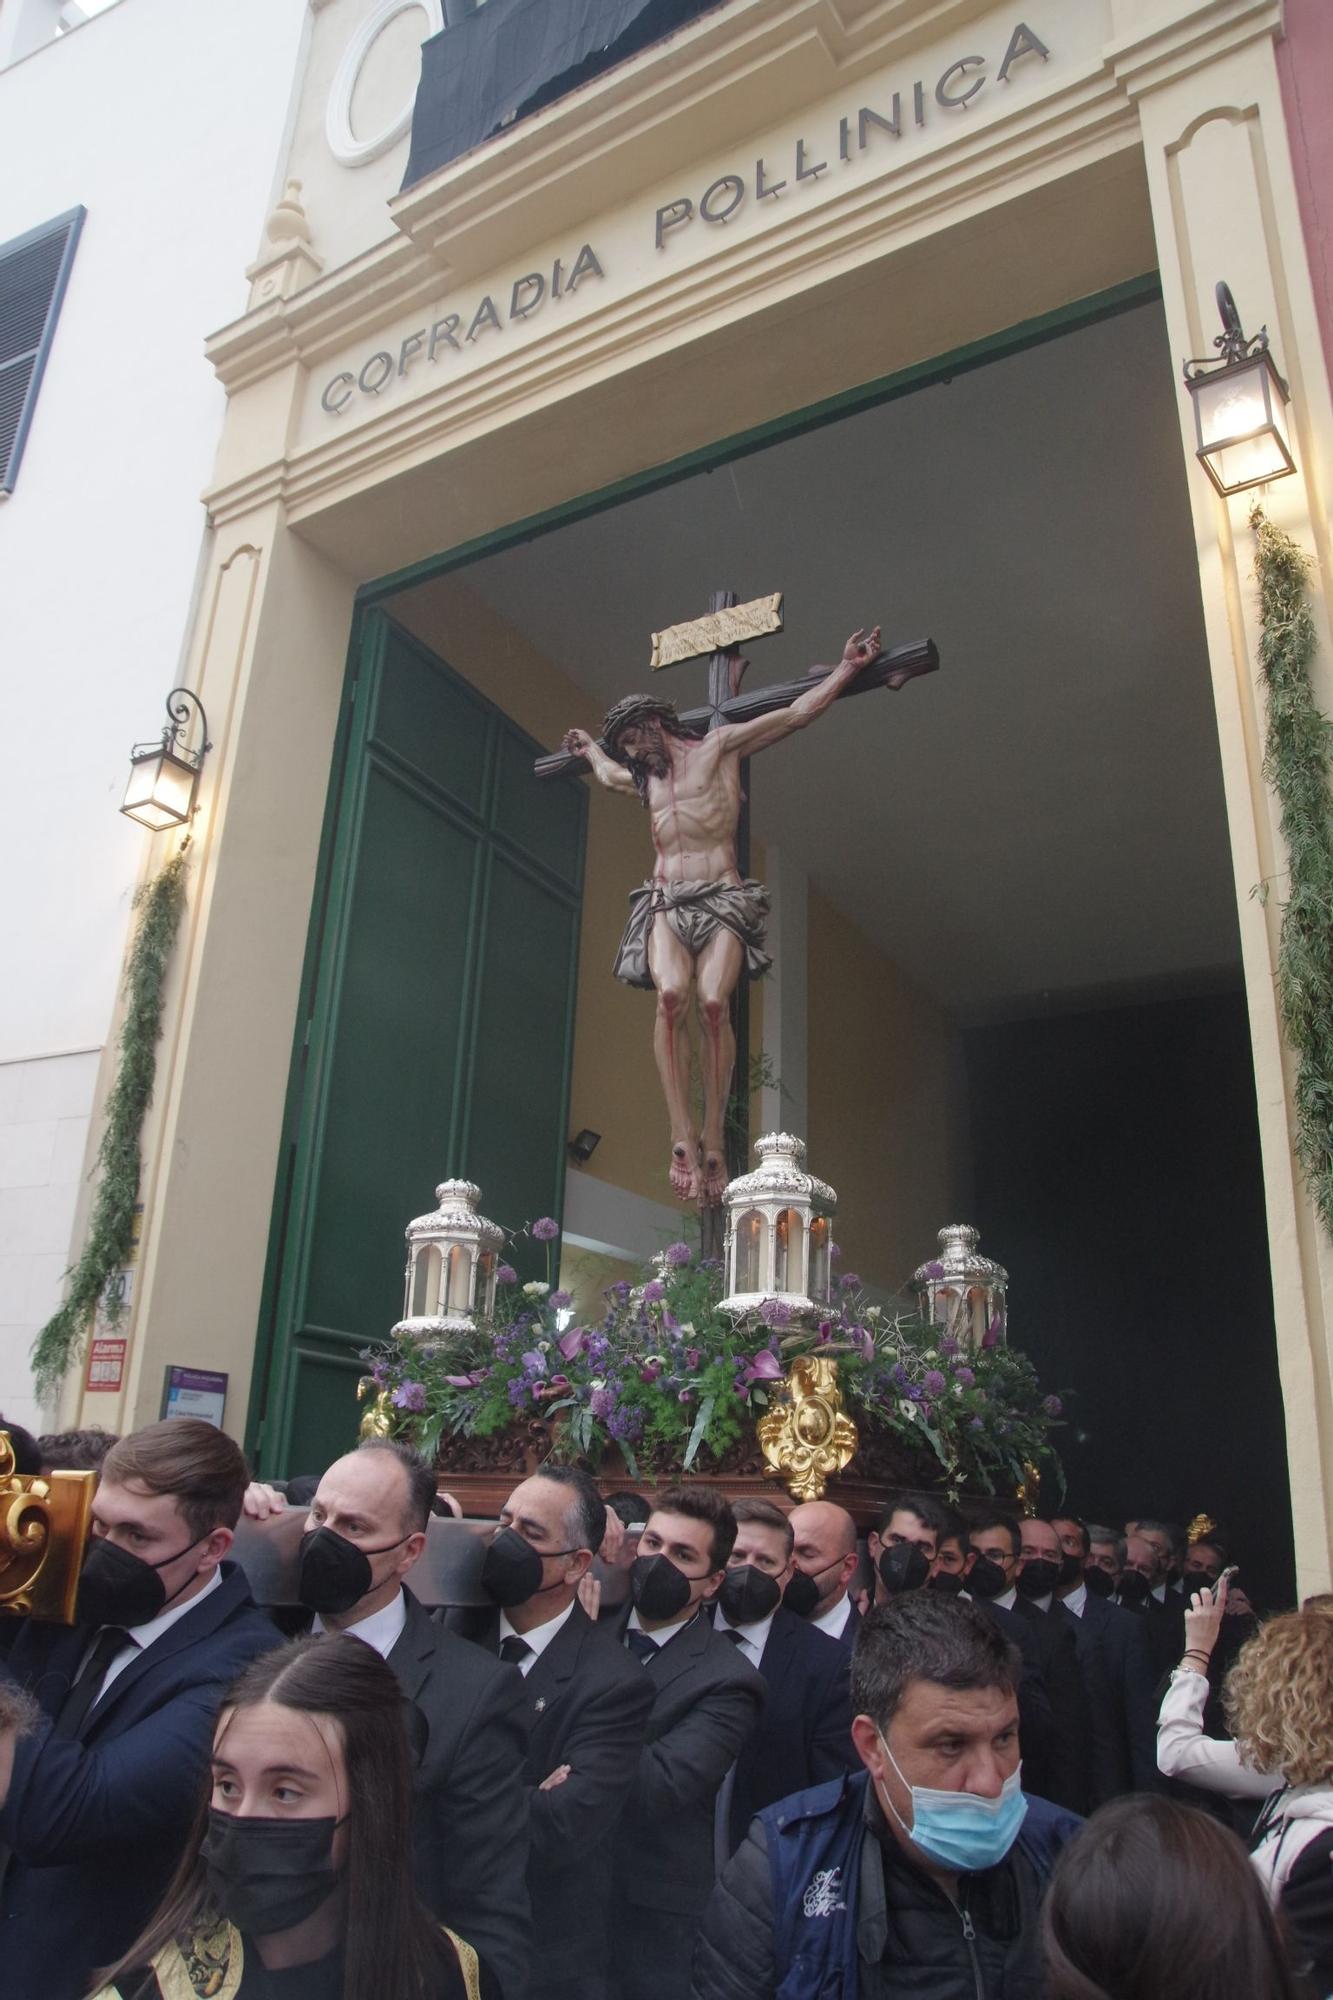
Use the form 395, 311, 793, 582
13, 0, 1333, 1591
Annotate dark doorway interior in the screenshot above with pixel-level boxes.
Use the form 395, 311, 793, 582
966, 990, 1294, 1609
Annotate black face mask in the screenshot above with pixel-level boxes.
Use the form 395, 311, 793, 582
1083, 1566, 1115, 1599
481, 1527, 578, 1609
630, 1553, 694, 1622
1058, 1552, 1084, 1588
77, 1531, 206, 1629
1117, 1569, 1151, 1607
202, 1807, 345, 1936
782, 1568, 822, 1618
965, 1554, 1011, 1600
1016, 1559, 1062, 1602
718, 1565, 782, 1626
297, 1526, 408, 1617
877, 1542, 931, 1596
929, 1570, 966, 1598
1182, 1569, 1218, 1602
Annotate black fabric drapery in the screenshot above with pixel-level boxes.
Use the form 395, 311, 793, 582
403, 0, 731, 191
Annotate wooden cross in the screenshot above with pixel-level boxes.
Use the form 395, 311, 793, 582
533, 593, 939, 1253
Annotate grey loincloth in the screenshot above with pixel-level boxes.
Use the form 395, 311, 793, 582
613, 877, 772, 990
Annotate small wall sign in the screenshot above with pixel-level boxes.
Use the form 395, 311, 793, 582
160, 1366, 228, 1429
85, 1337, 127, 1392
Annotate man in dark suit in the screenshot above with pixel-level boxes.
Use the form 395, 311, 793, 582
788, 1497, 862, 1647
0, 1419, 279, 2000
612, 1485, 765, 2000
465, 1465, 654, 2000
964, 1508, 1091, 1813
294, 1438, 531, 1998
714, 1497, 857, 1853
1118, 1529, 1187, 1680
1052, 1513, 1160, 1796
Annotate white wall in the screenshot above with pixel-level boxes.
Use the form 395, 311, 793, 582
0, 0, 309, 1428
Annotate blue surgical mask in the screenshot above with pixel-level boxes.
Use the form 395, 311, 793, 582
875, 1727, 1027, 1873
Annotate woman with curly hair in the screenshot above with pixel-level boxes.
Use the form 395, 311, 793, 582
88, 1633, 498, 2000
1042, 1794, 1306, 2000
1157, 1577, 1333, 1990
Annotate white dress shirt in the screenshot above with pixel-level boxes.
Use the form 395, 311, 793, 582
713, 1605, 776, 1668
313, 1588, 407, 1660
98, 1566, 224, 1696
499, 1598, 576, 1676
810, 1596, 854, 1643
993, 1585, 1018, 1611
1060, 1581, 1088, 1618
626, 1605, 697, 1652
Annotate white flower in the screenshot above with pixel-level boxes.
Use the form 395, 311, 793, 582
523, 1281, 550, 1298
678, 1321, 695, 1337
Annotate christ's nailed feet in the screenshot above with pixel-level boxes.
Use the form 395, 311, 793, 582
671, 1143, 700, 1203
701, 1149, 727, 1205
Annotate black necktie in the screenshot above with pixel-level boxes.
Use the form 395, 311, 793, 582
721, 1627, 745, 1645
499, 1634, 532, 1665
625, 1628, 659, 1663
56, 1627, 131, 1738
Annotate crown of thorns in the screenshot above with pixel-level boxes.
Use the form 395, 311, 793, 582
601, 694, 687, 756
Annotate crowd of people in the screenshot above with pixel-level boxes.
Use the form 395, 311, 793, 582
0, 1407, 1329, 1999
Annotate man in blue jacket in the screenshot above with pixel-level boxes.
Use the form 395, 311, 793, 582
0, 1418, 280, 2000
692, 1590, 1082, 1999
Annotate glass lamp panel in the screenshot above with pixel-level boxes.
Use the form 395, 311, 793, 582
735, 1210, 764, 1293
1194, 357, 1294, 493
446, 1244, 472, 1312
809, 1217, 830, 1300
409, 1247, 429, 1316
968, 1285, 988, 1346
122, 753, 191, 829
477, 1251, 496, 1315
774, 1209, 804, 1292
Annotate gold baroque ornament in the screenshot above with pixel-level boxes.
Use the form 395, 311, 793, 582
757, 1354, 858, 1502
357, 1377, 394, 1440
1187, 1513, 1219, 1546
0, 1431, 95, 1625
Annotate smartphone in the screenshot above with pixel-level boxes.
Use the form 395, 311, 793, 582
1187, 1564, 1238, 1604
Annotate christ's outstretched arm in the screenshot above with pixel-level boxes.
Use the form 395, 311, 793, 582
714, 626, 881, 758
562, 727, 636, 792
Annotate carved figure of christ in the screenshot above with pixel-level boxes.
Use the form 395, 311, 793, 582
562, 626, 881, 1205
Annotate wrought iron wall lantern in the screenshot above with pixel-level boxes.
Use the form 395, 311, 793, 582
120, 688, 212, 832
1182, 282, 1296, 497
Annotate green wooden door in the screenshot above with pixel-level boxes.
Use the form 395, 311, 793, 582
248, 611, 585, 1476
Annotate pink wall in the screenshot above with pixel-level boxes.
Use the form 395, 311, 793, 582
1276, 0, 1333, 389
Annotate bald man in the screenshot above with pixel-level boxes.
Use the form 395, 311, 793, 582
789, 1500, 862, 1648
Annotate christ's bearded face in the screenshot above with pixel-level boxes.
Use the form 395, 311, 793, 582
619, 721, 670, 776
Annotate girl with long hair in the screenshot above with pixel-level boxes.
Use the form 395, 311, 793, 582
89, 1633, 498, 2000
1157, 1580, 1333, 1991
1042, 1794, 1307, 2000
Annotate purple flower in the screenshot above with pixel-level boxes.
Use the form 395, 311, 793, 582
607, 1407, 643, 1443
558, 1325, 586, 1361
923, 1370, 947, 1399
444, 1370, 485, 1388
760, 1298, 792, 1328
642, 1280, 665, 1303
496, 1263, 518, 1286
685, 1347, 701, 1370
969, 1416, 985, 1431
507, 1380, 530, 1407
665, 1241, 692, 1266
520, 1350, 547, 1377
392, 1380, 427, 1412
981, 1322, 1000, 1350
532, 1217, 560, 1242
857, 1326, 876, 1363
611, 1280, 632, 1302
939, 1333, 960, 1358
741, 1349, 783, 1384
678, 1388, 695, 1404
924, 1260, 945, 1279
1042, 1395, 1063, 1418
640, 1358, 663, 1384
590, 1387, 616, 1419
891, 1363, 910, 1391
839, 1273, 862, 1292
549, 1290, 573, 1310
817, 1320, 833, 1344
830, 1242, 842, 1261
954, 1366, 976, 1389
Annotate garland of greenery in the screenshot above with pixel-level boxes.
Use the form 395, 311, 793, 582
31, 850, 190, 1401
1251, 505, 1333, 1241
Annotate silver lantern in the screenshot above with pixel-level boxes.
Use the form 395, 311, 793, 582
392, 1179, 504, 1339
912, 1224, 1008, 1352
719, 1133, 837, 1318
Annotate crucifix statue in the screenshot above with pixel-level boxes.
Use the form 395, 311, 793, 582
535, 592, 938, 1211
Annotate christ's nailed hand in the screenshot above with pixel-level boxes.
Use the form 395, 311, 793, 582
562, 728, 594, 756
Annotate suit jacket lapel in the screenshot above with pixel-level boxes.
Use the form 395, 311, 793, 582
524, 1603, 585, 1720
86, 1565, 254, 1727
387, 1591, 439, 1704
644, 1608, 709, 1694
756, 1609, 796, 1690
